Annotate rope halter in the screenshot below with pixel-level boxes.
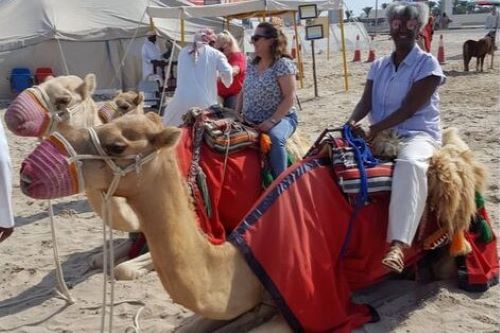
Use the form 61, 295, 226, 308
21, 128, 158, 200
5, 85, 87, 138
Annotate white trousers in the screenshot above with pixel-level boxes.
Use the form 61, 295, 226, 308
387, 132, 440, 245
0, 121, 14, 228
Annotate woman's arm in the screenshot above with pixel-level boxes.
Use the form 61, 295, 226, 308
348, 80, 373, 124
258, 73, 296, 132
235, 90, 243, 113
369, 75, 441, 137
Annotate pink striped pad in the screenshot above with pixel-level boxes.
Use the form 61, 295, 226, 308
5, 89, 50, 137
21, 134, 83, 199
98, 102, 117, 123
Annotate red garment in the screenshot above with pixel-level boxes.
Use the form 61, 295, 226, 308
217, 52, 246, 98
420, 17, 434, 52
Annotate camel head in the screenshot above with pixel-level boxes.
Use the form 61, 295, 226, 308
5, 74, 97, 138
98, 90, 145, 123
20, 113, 181, 200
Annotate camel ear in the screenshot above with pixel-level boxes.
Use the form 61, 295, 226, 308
77, 74, 97, 99
134, 91, 144, 106
114, 89, 123, 97
151, 127, 181, 149
43, 75, 54, 83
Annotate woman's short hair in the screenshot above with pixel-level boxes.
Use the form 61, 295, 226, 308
252, 22, 291, 65
216, 30, 241, 53
386, 1, 430, 32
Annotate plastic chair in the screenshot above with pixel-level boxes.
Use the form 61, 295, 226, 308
9, 67, 33, 94
35, 67, 55, 84
138, 77, 161, 109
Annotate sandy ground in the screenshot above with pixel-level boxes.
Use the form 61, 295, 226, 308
0, 28, 499, 332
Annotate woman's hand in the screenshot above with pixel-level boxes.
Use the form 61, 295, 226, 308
257, 119, 276, 132
349, 121, 375, 141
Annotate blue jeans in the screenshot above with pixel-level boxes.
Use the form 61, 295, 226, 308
223, 95, 238, 109
268, 112, 298, 178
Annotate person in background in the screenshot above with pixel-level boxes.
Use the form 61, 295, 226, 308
347, 1, 445, 273
418, 14, 434, 52
485, 7, 499, 30
214, 30, 247, 109
0, 121, 15, 243
236, 22, 298, 179
439, 12, 451, 30
162, 28, 233, 127
141, 30, 166, 81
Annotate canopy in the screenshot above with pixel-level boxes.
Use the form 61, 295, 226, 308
147, 0, 343, 20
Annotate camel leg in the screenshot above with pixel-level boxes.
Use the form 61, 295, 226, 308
247, 315, 292, 333
113, 252, 154, 280
89, 238, 132, 269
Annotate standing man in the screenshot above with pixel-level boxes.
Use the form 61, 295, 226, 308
141, 30, 166, 81
0, 121, 15, 243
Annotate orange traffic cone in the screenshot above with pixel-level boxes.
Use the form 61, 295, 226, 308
437, 34, 446, 65
366, 35, 376, 62
352, 34, 361, 62
291, 36, 297, 59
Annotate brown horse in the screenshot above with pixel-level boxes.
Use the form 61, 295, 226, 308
463, 31, 496, 72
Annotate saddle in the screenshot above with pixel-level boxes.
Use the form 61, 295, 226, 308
306, 126, 394, 202
183, 105, 260, 154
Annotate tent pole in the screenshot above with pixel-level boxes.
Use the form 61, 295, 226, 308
181, 18, 185, 47
337, 6, 349, 91
327, 18, 330, 60
292, 11, 304, 89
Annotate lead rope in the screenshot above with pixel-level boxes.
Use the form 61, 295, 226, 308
47, 199, 76, 304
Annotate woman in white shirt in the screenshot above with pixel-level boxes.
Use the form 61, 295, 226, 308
0, 121, 14, 243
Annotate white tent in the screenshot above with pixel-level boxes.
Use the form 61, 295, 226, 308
0, 0, 243, 99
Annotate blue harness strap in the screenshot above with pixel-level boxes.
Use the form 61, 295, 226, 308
340, 124, 380, 256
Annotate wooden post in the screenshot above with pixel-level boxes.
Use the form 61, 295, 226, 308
337, 6, 349, 91
180, 18, 185, 47
311, 39, 318, 97
292, 11, 304, 89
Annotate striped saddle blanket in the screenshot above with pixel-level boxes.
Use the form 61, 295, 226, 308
183, 105, 259, 154
330, 137, 394, 195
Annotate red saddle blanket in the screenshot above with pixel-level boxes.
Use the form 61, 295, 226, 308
229, 156, 499, 332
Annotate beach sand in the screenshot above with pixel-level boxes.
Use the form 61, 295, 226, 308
0, 28, 498, 332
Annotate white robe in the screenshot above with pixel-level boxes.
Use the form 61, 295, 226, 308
162, 45, 232, 127
0, 121, 14, 228
141, 39, 163, 81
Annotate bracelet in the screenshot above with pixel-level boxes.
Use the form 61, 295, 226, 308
269, 118, 278, 125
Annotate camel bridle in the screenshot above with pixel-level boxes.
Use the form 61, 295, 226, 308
51, 127, 159, 200
27, 85, 89, 137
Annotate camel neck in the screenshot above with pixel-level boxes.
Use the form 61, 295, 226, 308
127, 150, 261, 318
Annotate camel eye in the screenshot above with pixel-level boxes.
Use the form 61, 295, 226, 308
104, 142, 127, 155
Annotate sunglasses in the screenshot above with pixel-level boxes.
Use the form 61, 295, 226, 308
251, 34, 270, 43
391, 19, 418, 31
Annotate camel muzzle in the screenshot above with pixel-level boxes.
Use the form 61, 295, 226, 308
5, 90, 50, 137
20, 133, 84, 199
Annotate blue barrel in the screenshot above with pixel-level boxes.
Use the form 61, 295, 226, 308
10, 68, 33, 94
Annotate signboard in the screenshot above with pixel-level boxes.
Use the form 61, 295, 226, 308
305, 24, 324, 40
298, 4, 318, 19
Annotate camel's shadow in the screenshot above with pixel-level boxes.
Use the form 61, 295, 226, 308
0, 242, 120, 324
14, 199, 93, 227
443, 70, 489, 77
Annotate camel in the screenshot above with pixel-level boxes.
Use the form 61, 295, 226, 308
4, 76, 151, 279
19, 113, 491, 332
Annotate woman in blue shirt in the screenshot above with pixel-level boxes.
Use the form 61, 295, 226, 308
236, 22, 298, 178
348, 2, 446, 273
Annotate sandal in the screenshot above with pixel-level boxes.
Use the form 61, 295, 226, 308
382, 245, 405, 273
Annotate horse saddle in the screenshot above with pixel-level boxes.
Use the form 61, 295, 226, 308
184, 105, 260, 154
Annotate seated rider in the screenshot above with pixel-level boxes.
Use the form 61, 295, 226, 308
347, 1, 446, 273
236, 22, 298, 179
